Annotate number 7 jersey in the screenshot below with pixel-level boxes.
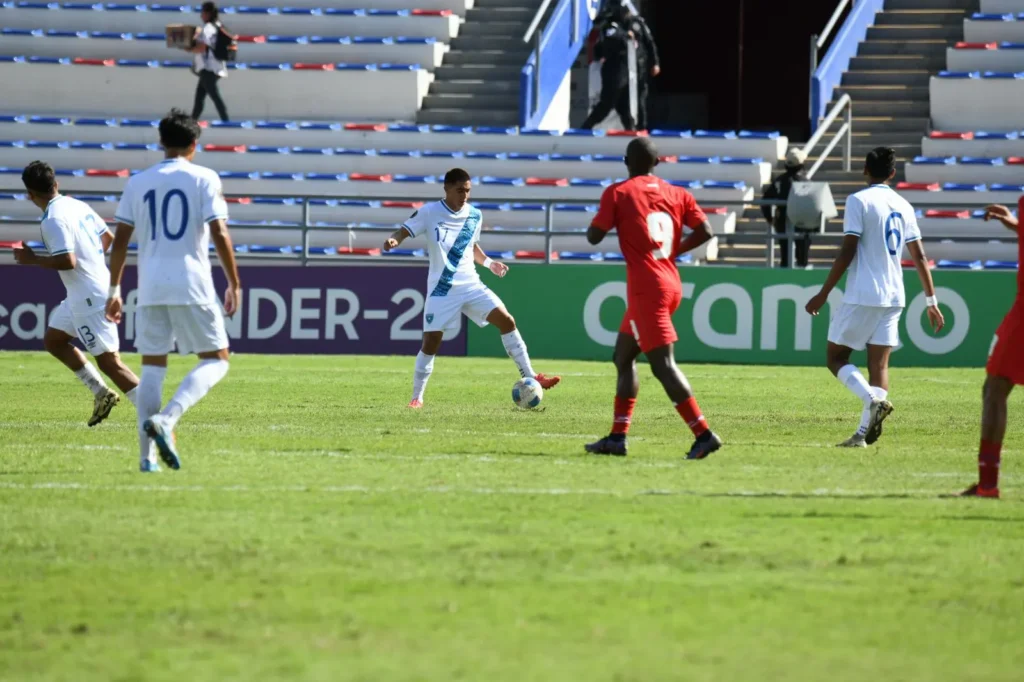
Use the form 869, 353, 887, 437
115, 157, 229, 306
591, 175, 708, 296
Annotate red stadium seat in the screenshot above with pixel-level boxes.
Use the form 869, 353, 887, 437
72, 58, 115, 66
704, 207, 729, 215
514, 250, 558, 260
929, 131, 974, 140
525, 177, 568, 186
86, 169, 129, 177
925, 209, 971, 218
896, 182, 941, 191
902, 258, 935, 269
294, 63, 335, 71
954, 42, 998, 50
236, 35, 267, 43
411, 8, 452, 15
607, 129, 648, 137
0, 241, 24, 249
1007, 157, 1024, 165
382, 201, 423, 208
226, 197, 252, 204
350, 173, 392, 182
344, 123, 388, 131
204, 144, 247, 152
337, 247, 381, 256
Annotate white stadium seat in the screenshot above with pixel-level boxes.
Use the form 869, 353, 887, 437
981, 0, 1024, 12
0, 60, 433, 120
906, 157, 1024, 185
0, 5, 461, 41
922, 132, 1024, 157
930, 74, 1024, 129
964, 17, 1024, 44
946, 45, 1024, 72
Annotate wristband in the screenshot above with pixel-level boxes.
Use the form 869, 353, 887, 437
926, 295, 938, 307
482, 257, 494, 269
108, 284, 121, 299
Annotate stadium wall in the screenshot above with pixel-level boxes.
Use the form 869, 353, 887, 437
469, 266, 1015, 368
0, 265, 467, 356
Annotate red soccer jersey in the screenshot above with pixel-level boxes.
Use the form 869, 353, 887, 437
1016, 197, 1024, 308
591, 175, 708, 296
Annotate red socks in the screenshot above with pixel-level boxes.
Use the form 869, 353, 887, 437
611, 397, 636, 435
676, 397, 709, 438
979, 439, 1002, 490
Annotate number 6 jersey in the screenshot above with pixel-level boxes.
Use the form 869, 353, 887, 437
591, 175, 708, 297
115, 157, 229, 307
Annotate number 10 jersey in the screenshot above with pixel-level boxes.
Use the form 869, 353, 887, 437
590, 175, 708, 298
115, 157, 229, 307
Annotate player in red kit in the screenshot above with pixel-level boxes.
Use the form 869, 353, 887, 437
584, 137, 722, 459
961, 201, 1024, 499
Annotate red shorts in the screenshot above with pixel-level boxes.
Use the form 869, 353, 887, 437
618, 287, 683, 354
987, 305, 1024, 385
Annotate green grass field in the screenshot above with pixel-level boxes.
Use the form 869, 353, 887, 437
2, 353, 1023, 681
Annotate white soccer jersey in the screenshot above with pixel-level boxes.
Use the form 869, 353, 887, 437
842, 184, 921, 307
115, 158, 229, 307
402, 200, 484, 297
39, 195, 111, 314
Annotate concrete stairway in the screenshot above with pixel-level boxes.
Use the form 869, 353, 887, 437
714, 0, 979, 266
416, 0, 543, 126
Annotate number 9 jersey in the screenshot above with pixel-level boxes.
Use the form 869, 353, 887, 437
591, 175, 707, 297
115, 157, 229, 307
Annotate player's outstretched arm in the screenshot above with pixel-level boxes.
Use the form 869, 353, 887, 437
210, 218, 242, 317
13, 244, 75, 270
383, 227, 412, 252
100, 230, 114, 253
983, 204, 1020, 233
806, 234, 858, 316
105, 221, 133, 323
907, 240, 944, 332
678, 220, 715, 255
474, 243, 508, 278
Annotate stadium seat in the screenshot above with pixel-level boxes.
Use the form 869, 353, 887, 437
931, 74, 1024, 129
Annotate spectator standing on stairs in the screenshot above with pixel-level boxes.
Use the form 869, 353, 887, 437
582, 1, 658, 131
762, 148, 811, 268
189, 1, 231, 123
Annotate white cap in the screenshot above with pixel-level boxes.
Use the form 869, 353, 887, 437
786, 148, 807, 167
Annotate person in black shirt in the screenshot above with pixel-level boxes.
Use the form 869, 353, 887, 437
762, 148, 811, 268
582, 2, 659, 131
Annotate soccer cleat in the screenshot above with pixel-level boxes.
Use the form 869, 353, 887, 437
139, 460, 162, 473
408, 399, 423, 409
584, 435, 628, 456
534, 373, 561, 390
686, 430, 723, 460
88, 388, 120, 427
143, 416, 181, 470
837, 433, 868, 448
864, 399, 894, 445
960, 483, 1000, 499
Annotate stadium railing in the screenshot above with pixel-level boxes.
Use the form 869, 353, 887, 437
520, 0, 596, 129
801, 94, 853, 179
810, 0, 884, 135
3, 187, 1011, 268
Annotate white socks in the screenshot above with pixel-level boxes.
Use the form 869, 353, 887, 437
138, 365, 166, 466
124, 387, 139, 408
836, 364, 875, 406
412, 351, 435, 402
160, 359, 229, 429
74, 362, 108, 397
857, 387, 889, 435
501, 330, 535, 379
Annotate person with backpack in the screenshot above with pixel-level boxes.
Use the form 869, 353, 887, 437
188, 1, 233, 122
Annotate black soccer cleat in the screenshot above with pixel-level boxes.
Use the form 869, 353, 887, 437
864, 399, 894, 445
686, 430, 723, 460
585, 435, 628, 457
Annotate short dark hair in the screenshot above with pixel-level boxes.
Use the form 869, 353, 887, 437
865, 147, 897, 180
22, 160, 56, 195
201, 1, 218, 19
626, 137, 660, 174
444, 168, 471, 186
159, 108, 202, 150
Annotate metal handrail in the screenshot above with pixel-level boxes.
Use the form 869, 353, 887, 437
801, 93, 852, 179
809, 0, 851, 125
523, 0, 555, 44
522, 0, 556, 118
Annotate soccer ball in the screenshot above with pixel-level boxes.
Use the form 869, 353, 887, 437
512, 377, 544, 409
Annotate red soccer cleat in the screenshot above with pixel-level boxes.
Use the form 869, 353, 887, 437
408, 399, 423, 409
960, 483, 1000, 499
534, 373, 561, 390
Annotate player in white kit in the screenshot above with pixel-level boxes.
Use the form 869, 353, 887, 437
806, 147, 944, 447
382, 168, 561, 407
15, 161, 140, 426
105, 110, 241, 472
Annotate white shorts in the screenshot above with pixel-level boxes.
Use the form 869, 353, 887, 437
135, 304, 229, 356
48, 300, 119, 356
424, 285, 503, 333
828, 303, 903, 351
